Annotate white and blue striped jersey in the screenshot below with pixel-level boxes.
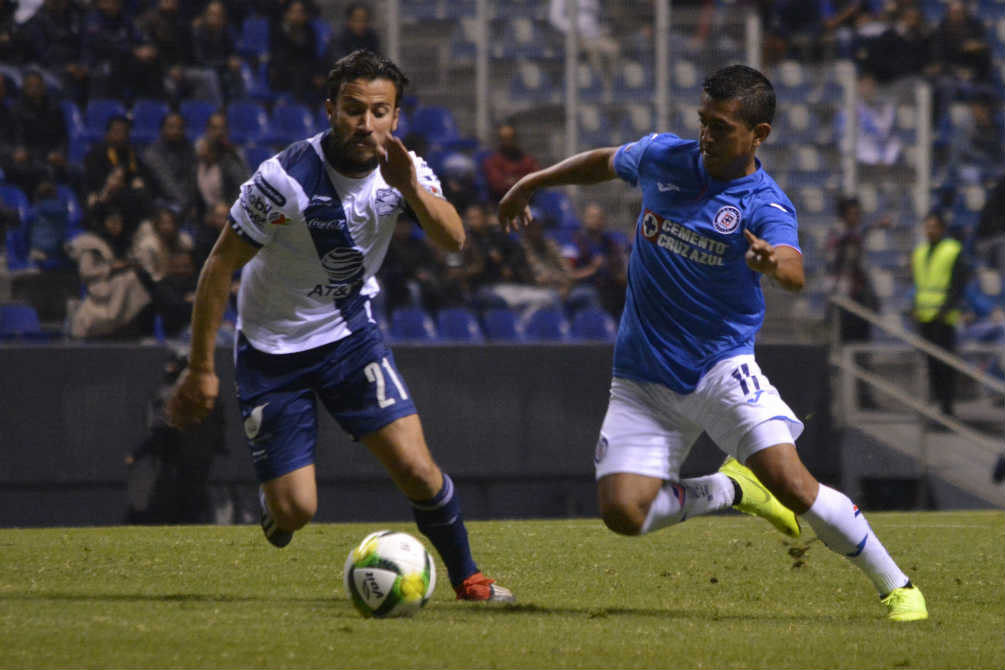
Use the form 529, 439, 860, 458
612, 132, 802, 393
228, 131, 443, 354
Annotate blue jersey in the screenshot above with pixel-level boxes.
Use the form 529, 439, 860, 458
612, 133, 801, 393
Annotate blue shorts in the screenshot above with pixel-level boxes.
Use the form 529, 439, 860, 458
234, 325, 417, 482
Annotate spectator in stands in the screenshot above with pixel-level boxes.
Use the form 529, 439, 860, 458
759, 0, 823, 64
12, 70, 68, 162
439, 151, 481, 213
835, 73, 901, 166
464, 201, 559, 315
2, 144, 47, 198
192, 201, 229, 269
269, 0, 324, 104
857, 5, 930, 84
0, 0, 16, 62
379, 218, 452, 315
137, 0, 222, 105
928, 1, 992, 86
569, 202, 627, 318
825, 196, 883, 408
974, 177, 1004, 270
64, 205, 152, 339
28, 180, 72, 270
911, 210, 970, 421
195, 111, 249, 212
520, 212, 573, 304
82, 0, 164, 100
84, 115, 154, 233
325, 2, 380, 62
132, 206, 194, 282
42, 147, 85, 201
143, 112, 199, 220
938, 96, 1003, 185
548, 0, 620, 84
133, 248, 199, 338
15, 0, 88, 103
482, 123, 540, 204
0, 75, 23, 157
191, 1, 245, 103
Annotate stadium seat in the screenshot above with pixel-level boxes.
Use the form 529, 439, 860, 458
61, 100, 85, 142
56, 185, 84, 239
131, 98, 171, 145
614, 60, 654, 98
227, 100, 268, 145
409, 106, 460, 149
311, 16, 333, 58
671, 59, 701, 97
532, 189, 579, 229
242, 144, 272, 171
576, 61, 605, 103
571, 306, 618, 341
436, 307, 484, 342
236, 14, 270, 62
449, 18, 478, 63
83, 98, 128, 143
496, 17, 559, 61
389, 306, 438, 341
400, 0, 442, 22
179, 100, 216, 140
0, 184, 31, 270
481, 307, 523, 341
0, 304, 42, 339
577, 104, 617, 148
521, 307, 570, 341
266, 104, 315, 146
510, 61, 561, 106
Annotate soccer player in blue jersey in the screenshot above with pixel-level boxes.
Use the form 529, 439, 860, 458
498, 64, 926, 621
166, 50, 512, 602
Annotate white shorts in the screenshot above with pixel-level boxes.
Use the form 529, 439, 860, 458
594, 354, 805, 481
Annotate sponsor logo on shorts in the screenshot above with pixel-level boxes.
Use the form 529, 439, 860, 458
594, 435, 609, 465
244, 403, 268, 439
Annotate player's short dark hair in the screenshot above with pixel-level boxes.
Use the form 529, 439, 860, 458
702, 64, 776, 127
326, 49, 408, 107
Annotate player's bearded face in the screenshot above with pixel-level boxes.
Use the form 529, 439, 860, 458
326, 78, 400, 175
697, 95, 766, 180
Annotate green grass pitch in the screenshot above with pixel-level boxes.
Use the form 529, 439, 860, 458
1, 510, 1002, 669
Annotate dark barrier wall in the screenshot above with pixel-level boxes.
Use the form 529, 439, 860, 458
0, 343, 834, 526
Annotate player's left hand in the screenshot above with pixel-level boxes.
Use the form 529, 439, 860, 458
744, 229, 778, 275
378, 136, 416, 193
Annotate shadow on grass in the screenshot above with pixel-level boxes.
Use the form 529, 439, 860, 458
0, 591, 340, 607
433, 601, 841, 623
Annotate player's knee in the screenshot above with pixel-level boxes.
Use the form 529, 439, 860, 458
392, 459, 443, 501
599, 501, 646, 536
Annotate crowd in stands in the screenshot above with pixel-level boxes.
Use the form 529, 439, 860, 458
0, 0, 1001, 355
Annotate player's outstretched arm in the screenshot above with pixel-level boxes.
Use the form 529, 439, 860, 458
380, 136, 465, 252
166, 225, 259, 428
743, 229, 804, 292
498, 147, 619, 232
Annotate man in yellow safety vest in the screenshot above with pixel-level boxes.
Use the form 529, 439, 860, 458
911, 211, 970, 419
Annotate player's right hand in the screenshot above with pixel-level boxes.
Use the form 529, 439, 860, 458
166, 368, 219, 429
497, 182, 534, 233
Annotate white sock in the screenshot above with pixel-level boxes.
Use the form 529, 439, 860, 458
800, 485, 909, 596
641, 473, 735, 534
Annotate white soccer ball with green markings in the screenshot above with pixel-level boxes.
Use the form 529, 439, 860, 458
343, 530, 436, 618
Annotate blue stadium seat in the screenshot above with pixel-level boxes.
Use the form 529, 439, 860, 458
510, 61, 561, 106
179, 100, 217, 140
532, 189, 579, 229
131, 98, 171, 145
0, 184, 31, 270
266, 104, 315, 146
0, 304, 42, 340
481, 307, 523, 341
671, 59, 702, 98
83, 98, 128, 143
236, 14, 270, 62
773, 61, 811, 102
577, 61, 605, 103
56, 185, 84, 239
614, 60, 653, 98
436, 307, 484, 342
522, 307, 570, 341
61, 100, 85, 142
449, 18, 478, 63
495, 17, 559, 60
243, 144, 273, 171
571, 306, 617, 341
390, 306, 438, 341
311, 17, 333, 58
400, 0, 442, 22
409, 106, 460, 149
227, 100, 268, 145
577, 104, 617, 148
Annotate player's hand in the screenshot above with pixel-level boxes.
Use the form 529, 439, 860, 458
166, 368, 219, 429
497, 182, 534, 233
744, 229, 778, 275
378, 136, 416, 193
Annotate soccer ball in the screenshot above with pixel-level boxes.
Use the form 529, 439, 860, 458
343, 530, 436, 618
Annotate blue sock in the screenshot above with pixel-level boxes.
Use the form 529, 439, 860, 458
410, 473, 478, 587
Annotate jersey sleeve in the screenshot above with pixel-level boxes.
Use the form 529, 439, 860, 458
749, 200, 801, 252
613, 133, 658, 187
228, 158, 295, 248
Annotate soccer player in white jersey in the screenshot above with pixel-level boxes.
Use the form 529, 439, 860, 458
498, 65, 926, 621
166, 50, 513, 602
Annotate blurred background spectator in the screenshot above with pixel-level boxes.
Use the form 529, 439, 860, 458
482, 123, 540, 204
143, 112, 199, 220
569, 202, 627, 318
195, 112, 249, 213
325, 2, 380, 63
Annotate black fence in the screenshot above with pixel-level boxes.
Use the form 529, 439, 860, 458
0, 342, 834, 526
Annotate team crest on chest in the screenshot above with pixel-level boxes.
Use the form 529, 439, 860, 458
712, 205, 742, 234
